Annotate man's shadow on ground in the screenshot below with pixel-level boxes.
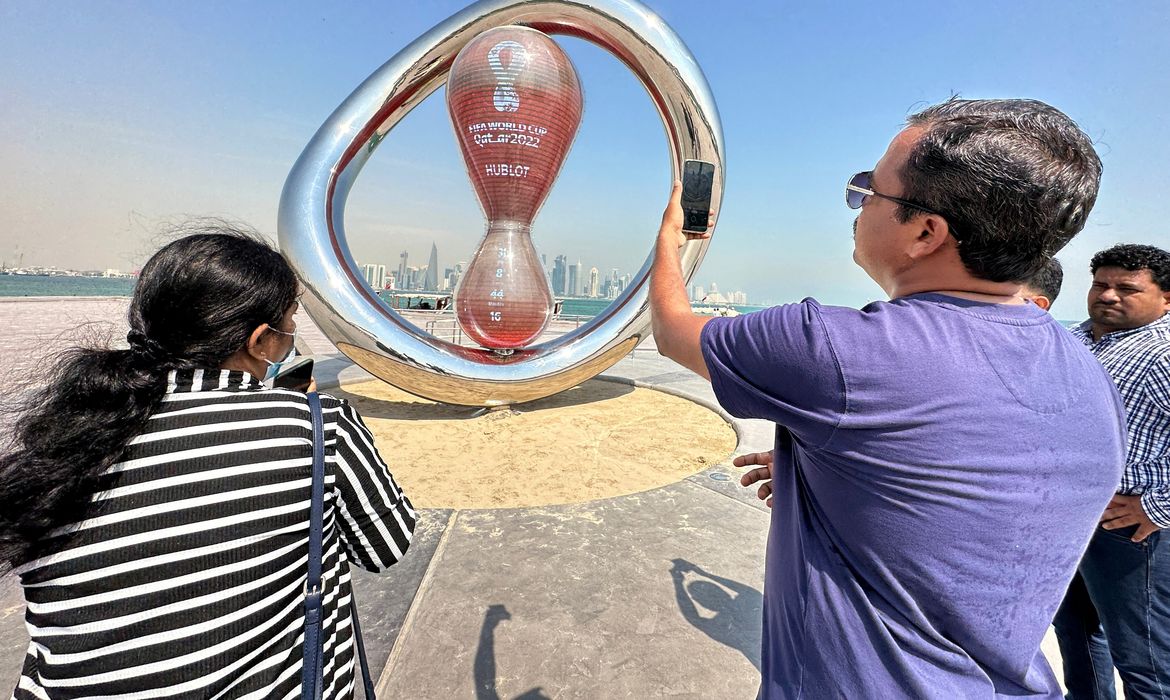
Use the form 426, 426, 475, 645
474, 604, 550, 700
670, 558, 762, 672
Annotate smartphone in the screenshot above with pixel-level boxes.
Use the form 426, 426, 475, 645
271, 356, 314, 392
681, 159, 716, 233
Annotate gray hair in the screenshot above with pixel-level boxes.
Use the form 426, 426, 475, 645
900, 98, 1102, 283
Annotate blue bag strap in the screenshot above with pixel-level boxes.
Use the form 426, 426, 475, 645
302, 392, 378, 699
352, 603, 376, 697
302, 392, 326, 700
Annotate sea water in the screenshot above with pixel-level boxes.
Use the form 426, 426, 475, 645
0, 275, 136, 297
1, 276, 769, 317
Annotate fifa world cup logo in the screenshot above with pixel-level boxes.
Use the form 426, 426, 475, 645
487, 40, 527, 112
447, 27, 583, 352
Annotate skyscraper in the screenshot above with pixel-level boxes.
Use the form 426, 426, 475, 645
397, 251, 409, 287
361, 263, 386, 290
588, 267, 600, 298
568, 260, 581, 298
551, 255, 567, 296
604, 268, 620, 299
450, 261, 466, 293
423, 243, 439, 291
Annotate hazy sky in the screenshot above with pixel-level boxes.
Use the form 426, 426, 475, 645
2, 1, 1167, 318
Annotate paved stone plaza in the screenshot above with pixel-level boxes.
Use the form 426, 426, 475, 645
0, 298, 1086, 698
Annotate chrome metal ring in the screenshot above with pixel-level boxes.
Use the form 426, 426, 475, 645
278, 0, 724, 406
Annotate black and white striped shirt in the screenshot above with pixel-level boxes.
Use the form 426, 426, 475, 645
11, 369, 415, 699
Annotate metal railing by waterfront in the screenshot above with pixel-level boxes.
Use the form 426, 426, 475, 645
407, 310, 627, 349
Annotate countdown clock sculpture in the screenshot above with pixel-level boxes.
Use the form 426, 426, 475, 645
278, 0, 724, 406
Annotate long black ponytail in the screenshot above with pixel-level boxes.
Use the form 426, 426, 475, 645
0, 224, 299, 571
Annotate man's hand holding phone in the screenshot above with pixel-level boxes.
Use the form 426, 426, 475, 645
658, 159, 716, 248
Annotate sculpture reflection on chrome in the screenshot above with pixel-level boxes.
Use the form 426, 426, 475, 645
448, 27, 583, 352
278, 0, 725, 406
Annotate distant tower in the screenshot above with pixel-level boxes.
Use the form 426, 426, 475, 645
588, 267, 600, 298
423, 243, 440, 291
360, 263, 385, 290
551, 255, 567, 296
398, 251, 409, 286
568, 261, 581, 298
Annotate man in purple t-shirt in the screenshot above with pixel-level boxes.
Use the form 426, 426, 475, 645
650, 98, 1126, 698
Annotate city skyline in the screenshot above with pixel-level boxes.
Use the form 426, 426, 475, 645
0, 263, 134, 279
357, 240, 752, 303
1, 238, 758, 305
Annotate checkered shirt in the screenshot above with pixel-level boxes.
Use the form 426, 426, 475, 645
1072, 312, 1170, 526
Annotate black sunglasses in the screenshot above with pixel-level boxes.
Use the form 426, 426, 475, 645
845, 171, 942, 216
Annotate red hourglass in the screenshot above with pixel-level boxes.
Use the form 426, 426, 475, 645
446, 26, 583, 351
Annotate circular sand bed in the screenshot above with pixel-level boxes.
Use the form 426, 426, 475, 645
332, 379, 737, 509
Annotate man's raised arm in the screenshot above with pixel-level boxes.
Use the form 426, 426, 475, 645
650, 180, 714, 380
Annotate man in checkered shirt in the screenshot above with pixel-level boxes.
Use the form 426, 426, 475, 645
1053, 243, 1170, 700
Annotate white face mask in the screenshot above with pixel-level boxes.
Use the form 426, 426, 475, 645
263, 328, 298, 384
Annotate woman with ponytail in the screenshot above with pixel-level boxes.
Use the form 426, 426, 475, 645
1, 227, 415, 699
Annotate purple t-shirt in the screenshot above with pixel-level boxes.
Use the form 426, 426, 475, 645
701, 294, 1126, 699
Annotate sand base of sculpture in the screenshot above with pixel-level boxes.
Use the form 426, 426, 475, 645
334, 378, 738, 509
